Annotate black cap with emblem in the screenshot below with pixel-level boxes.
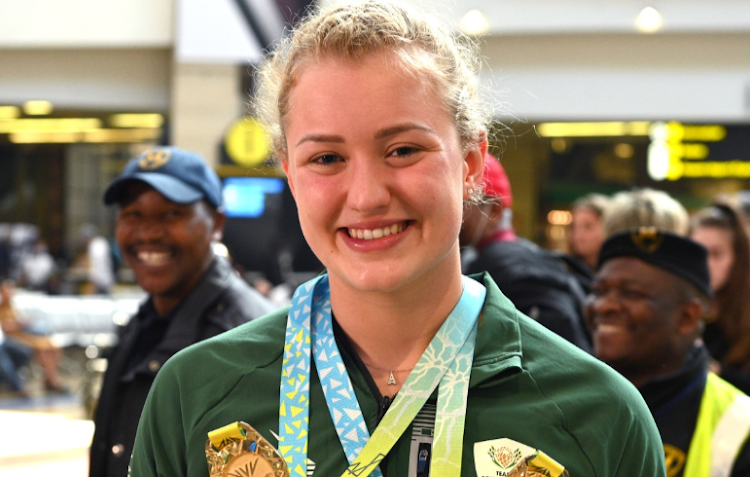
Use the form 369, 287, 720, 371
597, 227, 712, 298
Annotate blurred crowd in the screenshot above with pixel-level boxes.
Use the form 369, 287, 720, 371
0, 222, 117, 297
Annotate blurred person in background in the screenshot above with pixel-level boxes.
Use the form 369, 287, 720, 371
0, 280, 66, 393
74, 223, 115, 295
562, 193, 611, 294
18, 238, 56, 293
690, 202, 750, 395
587, 228, 750, 477
604, 188, 690, 237
460, 153, 591, 351
720, 190, 750, 233
0, 225, 11, 281
89, 146, 275, 477
0, 321, 33, 398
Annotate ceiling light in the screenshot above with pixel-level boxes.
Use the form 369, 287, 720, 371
537, 122, 651, 138
10, 131, 80, 143
614, 143, 635, 159
0, 106, 20, 120
550, 138, 568, 154
84, 128, 162, 142
0, 118, 102, 133
636, 7, 663, 33
9, 128, 162, 144
110, 113, 164, 128
547, 210, 572, 226
460, 9, 489, 36
22, 100, 54, 115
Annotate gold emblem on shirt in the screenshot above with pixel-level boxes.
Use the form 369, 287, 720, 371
138, 149, 171, 169
631, 227, 665, 253
664, 444, 686, 477
206, 421, 289, 477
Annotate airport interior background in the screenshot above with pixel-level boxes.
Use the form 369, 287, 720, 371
1, 0, 750, 475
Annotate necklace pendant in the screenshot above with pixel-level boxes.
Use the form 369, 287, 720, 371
387, 371, 397, 386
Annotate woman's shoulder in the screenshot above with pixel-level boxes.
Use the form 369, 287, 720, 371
476, 274, 662, 473
477, 271, 650, 415
162, 307, 290, 379
514, 303, 644, 409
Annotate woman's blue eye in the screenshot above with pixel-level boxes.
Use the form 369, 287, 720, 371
315, 154, 340, 165
391, 147, 416, 157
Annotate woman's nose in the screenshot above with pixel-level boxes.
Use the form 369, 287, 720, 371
346, 159, 391, 212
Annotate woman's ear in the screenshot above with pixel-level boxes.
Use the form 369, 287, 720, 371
463, 135, 488, 199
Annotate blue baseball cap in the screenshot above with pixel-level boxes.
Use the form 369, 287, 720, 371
103, 146, 223, 209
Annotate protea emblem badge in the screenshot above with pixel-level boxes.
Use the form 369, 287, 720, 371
489, 446, 522, 470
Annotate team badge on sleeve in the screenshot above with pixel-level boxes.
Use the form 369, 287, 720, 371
474, 438, 568, 477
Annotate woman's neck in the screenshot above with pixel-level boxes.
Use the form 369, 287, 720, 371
329, 271, 464, 396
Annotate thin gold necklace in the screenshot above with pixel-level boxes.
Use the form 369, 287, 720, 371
362, 362, 414, 386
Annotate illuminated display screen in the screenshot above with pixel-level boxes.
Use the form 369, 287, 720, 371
222, 177, 285, 218
648, 123, 750, 181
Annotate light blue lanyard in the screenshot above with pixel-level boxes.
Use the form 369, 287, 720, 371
279, 274, 486, 477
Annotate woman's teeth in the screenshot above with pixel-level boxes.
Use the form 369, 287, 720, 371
348, 223, 405, 240
138, 251, 171, 265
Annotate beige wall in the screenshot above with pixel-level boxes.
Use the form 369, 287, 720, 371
170, 63, 242, 166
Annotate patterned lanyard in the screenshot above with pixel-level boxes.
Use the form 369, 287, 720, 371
279, 274, 486, 477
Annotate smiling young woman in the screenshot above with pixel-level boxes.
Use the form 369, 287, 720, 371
129, 3, 666, 477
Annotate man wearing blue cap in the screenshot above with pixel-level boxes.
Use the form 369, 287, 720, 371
587, 227, 750, 477
89, 147, 275, 477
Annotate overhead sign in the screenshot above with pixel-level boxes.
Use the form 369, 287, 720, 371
224, 117, 271, 168
648, 122, 750, 180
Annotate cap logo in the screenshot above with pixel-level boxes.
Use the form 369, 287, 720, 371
138, 149, 171, 170
630, 227, 664, 253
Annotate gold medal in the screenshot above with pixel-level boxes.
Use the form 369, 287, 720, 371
205, 421, 289, 477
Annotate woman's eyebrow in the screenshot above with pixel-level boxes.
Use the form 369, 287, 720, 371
295, 134, 344, 147
295, 123, 435, 146
374, 123, 435, 139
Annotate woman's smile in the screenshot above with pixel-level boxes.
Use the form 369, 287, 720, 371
345, 221, 409, 240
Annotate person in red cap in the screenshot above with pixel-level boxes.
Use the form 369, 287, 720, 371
460, 153, 592, 352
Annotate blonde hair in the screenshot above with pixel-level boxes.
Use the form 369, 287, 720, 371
253, 0, 490, 158
572, 193, 611, 218
603, 188, 689, 236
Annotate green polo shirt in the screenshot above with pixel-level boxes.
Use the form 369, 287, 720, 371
130, 273, 665, 477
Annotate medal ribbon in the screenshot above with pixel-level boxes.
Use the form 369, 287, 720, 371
279, 274, 486, 477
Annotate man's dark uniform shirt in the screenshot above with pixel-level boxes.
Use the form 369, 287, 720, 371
89, 256, 274, 477
640, 345, 750, 477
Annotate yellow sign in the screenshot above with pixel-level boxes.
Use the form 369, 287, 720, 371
224, 117, 271, 168
648, 121, 730, 181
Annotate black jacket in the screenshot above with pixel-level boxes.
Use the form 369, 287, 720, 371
89, 256, 274, 477
703, 321, 750, 395
463, 237, 592, 353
